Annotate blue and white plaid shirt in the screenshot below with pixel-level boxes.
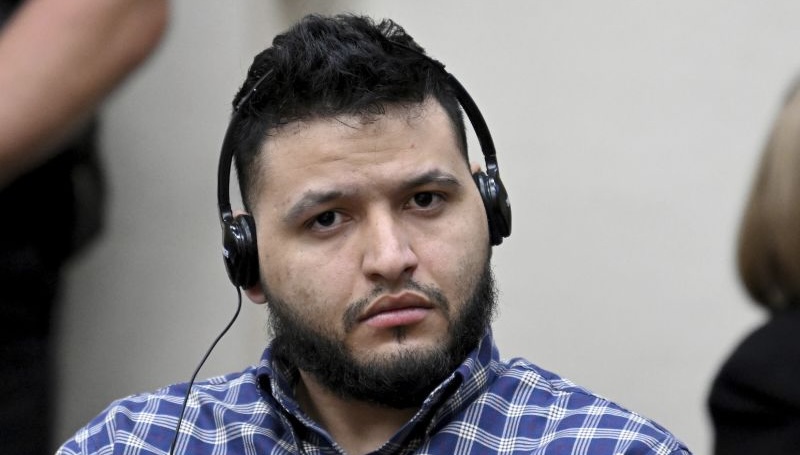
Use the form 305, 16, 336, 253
58, 331, 691, 454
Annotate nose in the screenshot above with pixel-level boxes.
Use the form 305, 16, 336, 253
361, 211, 418, 285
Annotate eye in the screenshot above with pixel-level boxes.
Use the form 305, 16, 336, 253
316, 211, 336, 226
406, 191, 445, 210
308, 210, 346, 231
413, 192, 434, 207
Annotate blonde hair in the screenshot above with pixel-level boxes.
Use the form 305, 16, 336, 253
738, 78, 800, 309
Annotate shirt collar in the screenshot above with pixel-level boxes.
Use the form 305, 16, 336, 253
255, 329, 499, 449
422, 329, 499, 434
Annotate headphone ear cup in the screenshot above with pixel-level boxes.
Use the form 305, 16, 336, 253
473, 171, 512, 246
221, 214, 260, 288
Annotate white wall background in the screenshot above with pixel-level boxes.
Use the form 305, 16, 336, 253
53, 1, 799, 453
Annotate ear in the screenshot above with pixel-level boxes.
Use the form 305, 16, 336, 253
244, 282, 268, 304
470, 161, 483, 174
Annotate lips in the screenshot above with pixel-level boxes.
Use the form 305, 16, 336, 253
358, 292, 434, 329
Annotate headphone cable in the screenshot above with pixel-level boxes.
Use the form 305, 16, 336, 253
168, 286, 243, 455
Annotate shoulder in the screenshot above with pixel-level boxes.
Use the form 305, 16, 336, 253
709, 309, 800, 438
711, 309, 800, 403
722, 309, 800, 368
109, 365, 265, 422
57, 366, 272, 454
464, 357, 691, 454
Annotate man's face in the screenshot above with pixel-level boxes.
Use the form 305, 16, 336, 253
245, 100, 493, 405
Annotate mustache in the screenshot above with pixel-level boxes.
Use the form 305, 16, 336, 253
342, 280, 450, 333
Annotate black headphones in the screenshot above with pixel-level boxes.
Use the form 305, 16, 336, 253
217, 45, 512, 289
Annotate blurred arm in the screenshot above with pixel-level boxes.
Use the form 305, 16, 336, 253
0, 0, 169, 188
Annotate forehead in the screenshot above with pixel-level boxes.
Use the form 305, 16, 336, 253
250, 101, 467, 209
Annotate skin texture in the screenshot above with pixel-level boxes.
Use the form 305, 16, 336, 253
244, 100, 491, 454
0, 0, 169, 187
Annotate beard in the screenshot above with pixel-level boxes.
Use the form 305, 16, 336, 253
265, 258, 497, 409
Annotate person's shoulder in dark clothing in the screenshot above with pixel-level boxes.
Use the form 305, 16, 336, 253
709, 307, 800, 455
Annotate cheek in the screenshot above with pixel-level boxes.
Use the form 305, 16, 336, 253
420, 207, 489, 293
260, 243, 358, 314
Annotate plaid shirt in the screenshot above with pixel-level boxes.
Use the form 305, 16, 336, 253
58, 331, 691, 454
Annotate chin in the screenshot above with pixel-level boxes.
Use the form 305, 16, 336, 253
353, 332, 447, 360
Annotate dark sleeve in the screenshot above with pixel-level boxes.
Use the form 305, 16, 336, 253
708, 309, 800, 455
0, 120, 104, 339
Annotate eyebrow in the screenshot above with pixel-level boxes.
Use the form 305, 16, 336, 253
399, 169, 462, 194
283, 188, 350, 224
283, 169, 463, 224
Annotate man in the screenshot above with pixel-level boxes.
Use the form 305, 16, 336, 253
0, 0, 167, 453
59, 14, 691, 454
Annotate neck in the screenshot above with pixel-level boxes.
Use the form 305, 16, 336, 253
295, 370, 418, 455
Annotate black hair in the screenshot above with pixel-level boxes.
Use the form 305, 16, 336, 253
229, 14, 467, 210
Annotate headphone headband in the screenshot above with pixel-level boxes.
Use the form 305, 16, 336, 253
218, 42, 511, 288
